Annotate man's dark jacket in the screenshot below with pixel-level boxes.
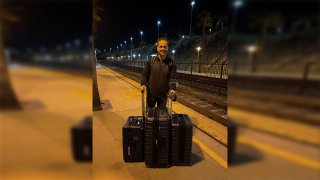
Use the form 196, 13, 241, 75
141, 56, 177, 97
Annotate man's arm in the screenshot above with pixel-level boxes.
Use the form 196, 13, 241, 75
169, 61, 178, 90
141, 59, 151, 86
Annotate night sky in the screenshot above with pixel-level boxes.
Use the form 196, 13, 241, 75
4, 0, 318, 52
95, 0, 227, 50
5, 0, 91, 51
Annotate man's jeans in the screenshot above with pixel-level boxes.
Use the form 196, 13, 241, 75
146, 93, 167, 110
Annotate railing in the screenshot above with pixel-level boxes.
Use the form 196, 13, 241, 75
102, 60, 228, 79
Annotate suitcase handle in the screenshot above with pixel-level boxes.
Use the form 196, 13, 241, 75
167, 94, 174, 119
142, 91, 145, 118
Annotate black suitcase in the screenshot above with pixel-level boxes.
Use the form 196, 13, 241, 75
171, 113, 193, 166
71, 116, 92, 162
144, 107, 171, 168
122, 91, 146, 162
122, 116, 144, 162
228, 119, 238, 164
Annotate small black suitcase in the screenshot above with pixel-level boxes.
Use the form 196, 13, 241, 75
71, 116, 92, 162
171, 114, 193, 166
144, 107, 171, 168
122, 116, 144, 162
228, 119, 238, 164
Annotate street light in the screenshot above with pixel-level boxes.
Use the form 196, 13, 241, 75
231, 0, 243, 37
190, 1, 195, 37
130, 37, 133, 60
196, 46, 201, 73
246, 45, 257, 73
209, 28, 212, 34
157, 20, 161, 39
172, 50, 175, 59
124, 41, 127, 51
140, 30, 143, 45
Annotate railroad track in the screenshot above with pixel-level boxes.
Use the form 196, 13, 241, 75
101, 61, 227, 95
100, 63, 228, 126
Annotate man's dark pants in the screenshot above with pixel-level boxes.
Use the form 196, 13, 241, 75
146, 91, 167, 109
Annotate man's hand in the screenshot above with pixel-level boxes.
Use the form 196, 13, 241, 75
168, 89, 177, 101
169, 89, 175, 96
140, 85, 146, 93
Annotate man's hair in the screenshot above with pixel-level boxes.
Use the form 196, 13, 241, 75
156, 38, 169, 47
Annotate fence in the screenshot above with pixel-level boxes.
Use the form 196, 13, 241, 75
103, 60, 228, 79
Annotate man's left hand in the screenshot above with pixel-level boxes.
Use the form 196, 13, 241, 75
169, 89, 176, 96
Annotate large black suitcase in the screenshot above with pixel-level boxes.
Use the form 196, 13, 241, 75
122, 116, 144, 162
71, 116, 92, 162
122, 91, 145, 162
171, 113, 193, 165
144, 107, 171, 168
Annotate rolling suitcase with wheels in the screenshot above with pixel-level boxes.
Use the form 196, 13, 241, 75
122, 116, 144, 162
122, 91, 145, 162
71, 116, 92, 162
169, 97, 193, 166
144, 107, 171, 168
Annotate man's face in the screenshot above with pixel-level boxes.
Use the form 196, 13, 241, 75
157, 40, 169, 56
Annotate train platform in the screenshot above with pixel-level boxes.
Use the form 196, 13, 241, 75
0, 65, 92, 179
93, 65, 228, 179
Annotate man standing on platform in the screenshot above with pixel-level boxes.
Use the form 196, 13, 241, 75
140, 38, 177, 109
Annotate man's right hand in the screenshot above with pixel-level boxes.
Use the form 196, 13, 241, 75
140, 85, 146, 93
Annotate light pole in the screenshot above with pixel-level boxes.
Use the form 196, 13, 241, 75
190, 1, 195, 37
196, 46, 201, 73
246, 45, 257, 73
140, 30, 143, 46
157, 20, 161, 39
120, 44, 123, 52
209, 28, 212, 34
172, 50, 175, 59
231, 0, 243, 37
130, 37, 133, 60
124, 41, 126, 51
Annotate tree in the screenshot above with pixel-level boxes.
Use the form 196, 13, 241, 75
0, 2, 21, 110
249, 12, 284, 72
215, 15, 228, 32
197, 10, 213, 73
92, 0, 103, 111
197, 10, 213, 47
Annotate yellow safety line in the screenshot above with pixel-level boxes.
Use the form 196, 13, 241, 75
193, 137, 228, 169
238, 136, 320, 170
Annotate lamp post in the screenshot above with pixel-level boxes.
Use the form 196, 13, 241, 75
130, 37, 133, 60
190, 1, 195, 37
172, 50, 175, 59
140, 30, 143, 46
157, 20, 161, 39
231, 0, 243, 37
196, 46, 201, 73
124, 41, 126, 51
246, 45, 257, 73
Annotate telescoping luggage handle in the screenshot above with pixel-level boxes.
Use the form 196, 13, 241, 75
168, 93, 176, 119
141, 89, 146, 119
